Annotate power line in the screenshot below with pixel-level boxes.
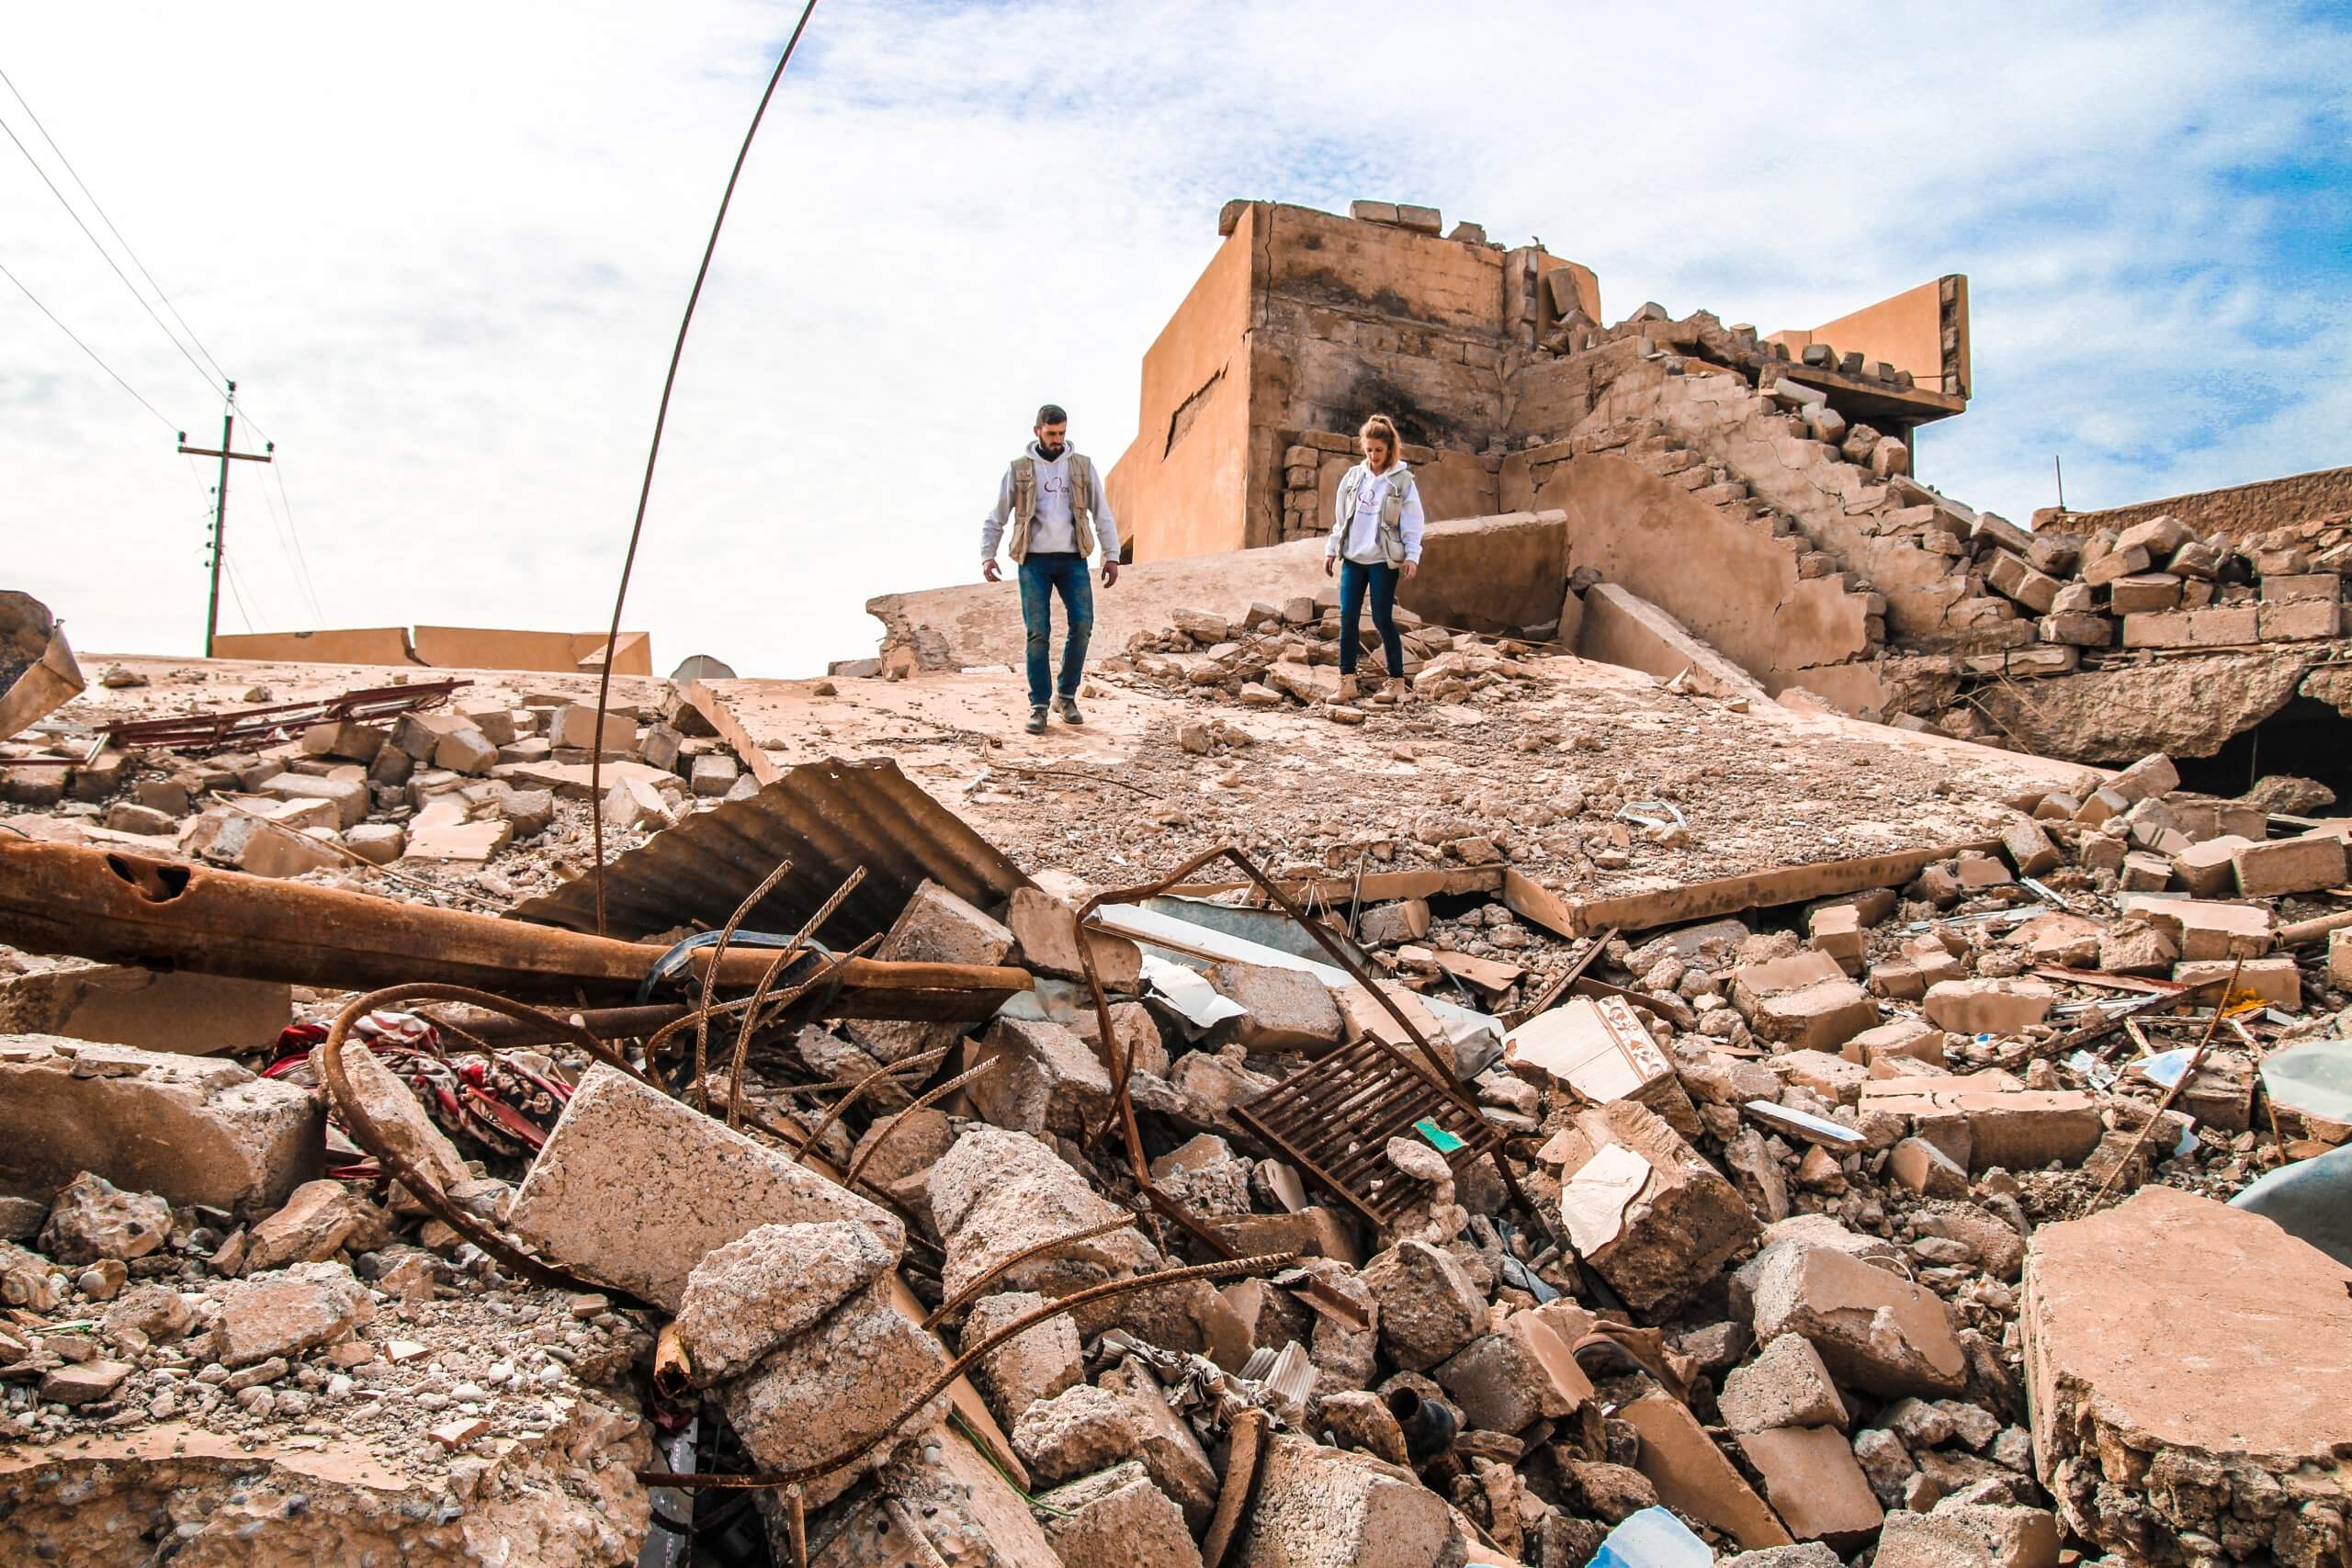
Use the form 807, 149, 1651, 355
266, 458, 326, 623
252, 448, 323, 625
221, 548, 260, 634
1, 255, 180, 430
0, 106, 222, 402
0, 64, 232, 386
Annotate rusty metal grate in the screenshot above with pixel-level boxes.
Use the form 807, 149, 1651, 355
1232, 1033, 1506, 1230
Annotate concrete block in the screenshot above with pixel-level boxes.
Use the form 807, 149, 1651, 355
259, 771, 369, 829
963, 1016, 1113, 1138
1720, 1333, 1847, 1434
689, 753, 739, 796
2261, 571, 2342, 603
1737, 1426, 1884, 1548
1038, 1461, 1203, 1568
0, 964, 289, 1057
1986, 552, 2060, 614
1432, 1310, 1594, 1437
673, 1218, 898, 1385
1204, 960, 1342, 1054
2233, 831, 2347, 897
300, 720, 386, 763
2107, 573, 2182, 614
2121, 895, 2272, 959
1232, 1433, 1453, 1568
432, 726, 499, 776
2167, 836, 2255, 898
1362, 1238, 1486, 1371
2082, 545, 2153, 587
723, 1278, 950, 1508
1875, 1505, 2060, 1568
344, 822, 406, 863
1015, 1378, 1217, 1531
211, 1261, 368, 1368
2000, 818, 2061, 875
2172, 956, 2301, 1010
2121, 606, 2258, 649
548, 704, 635, 752
962, 1289, 1083, 1430
1889, 1136, 1970, 1197
1554, 1100, 1759, 1316
1355, 897, 1432, 946
1921, 979, 2054, 1035
0, 1034, 322, 1214
1859, 1075, 2102, 1170
1750, 1241, 1966, 1397
1007, 886, 1142, 990
928, 1126, 1159, 1332
508, 1064, 899, 1311
2257, 598, 2342, 641
311, 1039, 471, 1197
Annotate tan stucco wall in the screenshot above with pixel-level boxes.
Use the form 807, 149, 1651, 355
213, 627, 415, 665
1261, 204, 1505, 337
1108, 207, 1259, 563
1399, 512, 1567, 634
1304, 447, 1500, 537
1518, 453, 1871, 690
213, 626, 650, 675
2060, 465, 2352, 546
1768, 276, 1963, 390
412, 626, 651, 676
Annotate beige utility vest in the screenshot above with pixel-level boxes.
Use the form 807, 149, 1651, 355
1336, 463, 1415, 566
1006, 452, 1100, 563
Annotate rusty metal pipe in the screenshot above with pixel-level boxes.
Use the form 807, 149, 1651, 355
0, 837, 1026, 1017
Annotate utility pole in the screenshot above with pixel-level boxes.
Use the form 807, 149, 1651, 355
177, 378, 273, 656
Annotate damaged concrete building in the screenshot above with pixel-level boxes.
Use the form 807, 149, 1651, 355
2, 195, 2350, 1568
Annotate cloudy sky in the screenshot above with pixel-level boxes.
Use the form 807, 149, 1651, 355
6, 2, 2347, 677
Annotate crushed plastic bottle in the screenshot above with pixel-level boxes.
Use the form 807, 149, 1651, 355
1589, 1506, 1713, 1568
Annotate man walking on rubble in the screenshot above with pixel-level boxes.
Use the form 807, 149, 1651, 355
981, 404, 1122, 735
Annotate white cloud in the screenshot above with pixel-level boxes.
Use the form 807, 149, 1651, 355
3, 1, 2346, 678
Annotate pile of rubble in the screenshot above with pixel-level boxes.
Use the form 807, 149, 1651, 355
1951, 512, 2346, 671
1114, 595, 1546, 723
0, 679, 755, 900
4, 724, 2346, 1566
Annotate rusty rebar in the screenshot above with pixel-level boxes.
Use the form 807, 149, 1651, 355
727, 870, 866, 1129
789, 1046, 950, 1162
638, 1250, 1298, 1493
694, 855, 797, 1112
919, 1213, 1139, 1330
842, 1056, 999, 1190
2080, 956, 2245, 1214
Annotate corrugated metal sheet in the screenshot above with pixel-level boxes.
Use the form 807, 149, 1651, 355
509, 757, 1033, 944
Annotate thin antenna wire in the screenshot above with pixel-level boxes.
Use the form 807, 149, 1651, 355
587, 0, 820, 935
0, 111, 222, 400
0, 64, 232, 384
2, 256, 179, 429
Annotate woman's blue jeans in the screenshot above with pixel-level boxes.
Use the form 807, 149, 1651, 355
1339, 558, 1403, 677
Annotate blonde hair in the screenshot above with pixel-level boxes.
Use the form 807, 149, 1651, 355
1358, 413, 1401, 464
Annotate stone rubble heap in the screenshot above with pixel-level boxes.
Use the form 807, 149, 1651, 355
1, 734, 2347, 1566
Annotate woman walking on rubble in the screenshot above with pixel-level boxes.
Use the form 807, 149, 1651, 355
1323, 412, 1425, 702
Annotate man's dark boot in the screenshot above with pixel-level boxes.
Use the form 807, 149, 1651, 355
1057, 695, 1083, 726
1025, 705, 1047, 735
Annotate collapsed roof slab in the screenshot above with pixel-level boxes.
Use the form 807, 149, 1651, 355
685, 649, 2094, 929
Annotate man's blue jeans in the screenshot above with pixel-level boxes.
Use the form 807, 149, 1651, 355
1018, 552, 1094, 708
1338, 558, 1404, 678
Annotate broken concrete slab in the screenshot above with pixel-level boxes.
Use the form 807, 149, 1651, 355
508, 1064, 899, 1311
1736, 1425, 1884, 1548
1720, 1333, 1848, 1435
1752, 1240, 1968, 1397
1920, 978, 2055, 1035
1621, 1387, 1792, 1550
961, 1288, 1084, 1429
1232, 1432, 1454, 1568
964, 1015, 1114, 1138
2233, 830, 2347, 897
1036, 1459, 1201, 1568
1504, 994, 1698, 1136
0, 1035, 322, 1214
929, 1126, 1159, 1327
212, 1259, 371, 1367
1204, 959, 1343, 1053
673, 1219, 898, 1385
1553, 1100, 1760, 1316
311, 1040, 472, 1198
2022, 1185, 2352, 1567
1013, 1380, 1217, 1530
